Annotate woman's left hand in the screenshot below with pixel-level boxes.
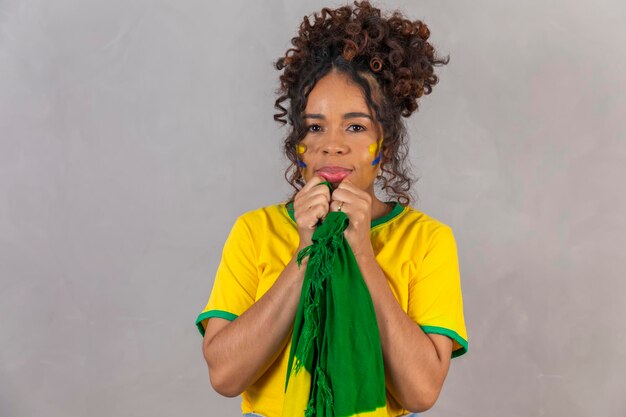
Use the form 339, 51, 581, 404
330, 180, 374, 259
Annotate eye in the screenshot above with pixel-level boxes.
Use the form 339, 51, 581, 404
347, 124, 366, 133
306, 124, 323, 133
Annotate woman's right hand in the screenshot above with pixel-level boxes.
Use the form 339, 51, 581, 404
292, 175, 331, 248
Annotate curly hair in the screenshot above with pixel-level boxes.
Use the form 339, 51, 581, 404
274, 0, 449, 205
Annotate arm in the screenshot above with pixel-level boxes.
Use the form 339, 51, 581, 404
202, 176, 331, 397
331, 180, 454, 412
354, 253, 452, 412
202, 252, 307, 397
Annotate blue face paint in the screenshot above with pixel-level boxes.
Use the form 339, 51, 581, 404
297, 159, 308, 168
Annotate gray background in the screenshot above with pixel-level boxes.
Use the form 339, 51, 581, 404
1, 0, 625, 416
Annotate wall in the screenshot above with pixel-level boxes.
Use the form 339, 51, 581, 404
1, 1, 625, 416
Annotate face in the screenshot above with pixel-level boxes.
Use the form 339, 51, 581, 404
298, 70, 383, 194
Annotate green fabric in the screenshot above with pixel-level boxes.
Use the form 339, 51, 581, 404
285, 182, 387, 416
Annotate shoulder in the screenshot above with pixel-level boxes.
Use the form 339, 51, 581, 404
381, 204, 454, 238
225, 203, 299, 259
233, 202, 296, 234
371, 205, 457, 259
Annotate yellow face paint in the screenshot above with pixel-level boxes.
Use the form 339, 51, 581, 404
369, 138, 383, 156
296, 143, 307, 168
370, 138, 384, 165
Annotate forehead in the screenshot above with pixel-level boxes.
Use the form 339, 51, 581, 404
305, 71, 370, 113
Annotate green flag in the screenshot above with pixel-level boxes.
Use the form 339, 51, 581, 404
284, 183, 387, 417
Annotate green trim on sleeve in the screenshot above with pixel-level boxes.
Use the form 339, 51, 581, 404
195, 310, 238, 337
420, 325, 468, 358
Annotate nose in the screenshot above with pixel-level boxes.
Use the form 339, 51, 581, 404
321, 131, 348, 155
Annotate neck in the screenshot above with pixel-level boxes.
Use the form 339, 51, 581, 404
371, 197, 392, 221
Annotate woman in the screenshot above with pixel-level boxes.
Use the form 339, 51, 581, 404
196, 2, 467, 416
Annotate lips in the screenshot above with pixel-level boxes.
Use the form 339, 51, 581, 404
316, 166, 352, 183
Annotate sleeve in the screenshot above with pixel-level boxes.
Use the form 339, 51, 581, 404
407, 225, 468, 358
195, 215, 260, 337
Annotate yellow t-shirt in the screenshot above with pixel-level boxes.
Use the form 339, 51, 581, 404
196, 202, 468, 417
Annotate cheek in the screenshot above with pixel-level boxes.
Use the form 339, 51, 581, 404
297, 141, 322, 164
296, 144, 308, 167
368, 139, 383, 165
368, 142, 378, 157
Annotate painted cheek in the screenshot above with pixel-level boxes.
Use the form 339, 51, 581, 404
369, 138, 383, 166
296, 143, 307, 168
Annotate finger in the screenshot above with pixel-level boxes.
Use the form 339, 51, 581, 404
335, 179, 360, 194
295, 192, 331, 212
314, 202, 330, 219
334, 183, 372, 206
298, 193, 330, 211
330, 199, 348, 213
306, 182, 332, 202
299, 175, 325, 194
295, 186, 326, 208
301, 203, 329, 228
329, 188, 356, 205
296, 178, 331, 204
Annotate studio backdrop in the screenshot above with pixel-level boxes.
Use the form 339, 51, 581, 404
1, 0, 625, 416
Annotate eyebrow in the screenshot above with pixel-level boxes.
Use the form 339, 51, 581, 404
302, 112, 373, 120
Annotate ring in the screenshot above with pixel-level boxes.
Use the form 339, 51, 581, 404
337, 201, 344, 212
